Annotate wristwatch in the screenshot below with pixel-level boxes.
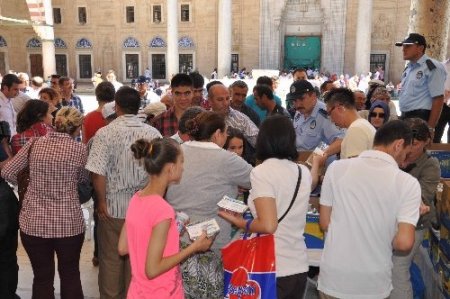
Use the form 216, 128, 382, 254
428, 127, 435, 132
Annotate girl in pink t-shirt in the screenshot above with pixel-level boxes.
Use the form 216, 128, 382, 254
118, 138, 213, 299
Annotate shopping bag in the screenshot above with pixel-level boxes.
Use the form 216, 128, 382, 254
222, 233, 277, 299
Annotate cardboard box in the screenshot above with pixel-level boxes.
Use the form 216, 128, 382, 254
430, 228, 441, 271
428, 143, 450, 178
304, 212, 324, 249
442, 180, 450, 228
441, 223, 450, 260
440, 249, 450, 298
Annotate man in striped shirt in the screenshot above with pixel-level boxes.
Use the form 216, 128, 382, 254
86, 86, 161, 298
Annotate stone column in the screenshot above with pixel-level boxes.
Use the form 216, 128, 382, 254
408, 0, 450, 60
354, 0, 373, 76
320, 0, 348, 75
167, 0, 179, 78
218, 0, 232, 78
31, 0, 56, 78
41, 39, 56, 78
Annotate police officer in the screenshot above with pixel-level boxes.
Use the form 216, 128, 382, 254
286, 80, 344, 156
396, 33, 447, 132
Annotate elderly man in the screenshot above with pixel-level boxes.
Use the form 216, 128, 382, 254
396, 33, 447, 130
209, 83, 258, 148
286, 80, 344, 157
229, 80, 260, 126
318, 120, 421, 299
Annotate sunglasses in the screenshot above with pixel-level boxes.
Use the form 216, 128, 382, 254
369, 112, 385, 118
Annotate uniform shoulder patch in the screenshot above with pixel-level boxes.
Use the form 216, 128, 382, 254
426, 59, 436, 71
318, 108, 328, 118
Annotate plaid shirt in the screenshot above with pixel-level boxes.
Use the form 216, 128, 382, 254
11, 122, 53, 155
1, 132, 88, 238
151, 107, 178, 137
63, 94, 84, 114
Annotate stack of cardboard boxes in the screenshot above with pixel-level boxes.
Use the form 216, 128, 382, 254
429, 144, 450, 298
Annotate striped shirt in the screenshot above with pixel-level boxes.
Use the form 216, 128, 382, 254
226, 107, 259, 147
1, 133, 88, 238
86, 114, 162, 218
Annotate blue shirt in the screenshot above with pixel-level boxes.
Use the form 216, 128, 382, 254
245, 94, 282, 122
293, 101, 344, 151
63, 94, 84, 114
399, 54, 447, 112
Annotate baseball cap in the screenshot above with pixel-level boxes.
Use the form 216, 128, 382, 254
136, 75, 150, 84
286, 80, 314, 101
395, 33, 426, 47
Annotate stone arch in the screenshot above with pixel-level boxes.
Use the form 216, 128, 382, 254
123, 37, 140, 48
149, 36, 166, 48
0, 36, 7, 47
54, 37, 67, 48
178, 36, 194, 48
26, 37, 41, 48
75, 38, 93, 49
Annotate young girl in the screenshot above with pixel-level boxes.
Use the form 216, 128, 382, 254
118, 137, 213, 299
224, 127, 245, 157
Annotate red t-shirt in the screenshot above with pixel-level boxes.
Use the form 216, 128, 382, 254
82, 110, 106, 144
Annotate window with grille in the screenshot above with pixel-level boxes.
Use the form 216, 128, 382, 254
181, 4, 190, 22
231, 54, 239, 73
53, 8, 62, 24
153, 5, 162, 23
370, 54, 387, 79
152, 54, 166, 79
126, 6, 135, 23
55, 54, 67, 77
78, 7, 87, 24
126, 54, 139, 79
79, 54, 92, 78
179, 54, 193, 74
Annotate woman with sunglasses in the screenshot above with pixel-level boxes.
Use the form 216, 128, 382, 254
368, 100, 390, 130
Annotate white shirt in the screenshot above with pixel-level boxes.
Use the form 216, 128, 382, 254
340, 118, 375, 159
248, 158, 311, 277
0, 90, 17, 135
318, 150, 421, 299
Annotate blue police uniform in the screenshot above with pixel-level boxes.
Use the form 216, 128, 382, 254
293, 100, 344, 151
399, 54, 447, 113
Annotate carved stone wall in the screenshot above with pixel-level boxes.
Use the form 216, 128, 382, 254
408, 0, 450, 61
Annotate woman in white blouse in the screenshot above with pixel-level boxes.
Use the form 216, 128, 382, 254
220, 114, 312, 299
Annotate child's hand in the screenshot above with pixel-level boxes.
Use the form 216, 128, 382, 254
192, 231, 213, 252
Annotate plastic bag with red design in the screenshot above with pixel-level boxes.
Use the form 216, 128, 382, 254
222, 233, 277, 299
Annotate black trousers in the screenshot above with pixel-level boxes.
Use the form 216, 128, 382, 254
0, 179, 19, 299
434, 104, 450, 143
277, 272, 308, 299
400, 109, 431, 122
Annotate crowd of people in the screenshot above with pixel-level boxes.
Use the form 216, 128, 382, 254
0, 32, 447, 299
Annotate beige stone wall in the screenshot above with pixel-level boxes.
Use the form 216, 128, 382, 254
0, 0, 259, 82
1, 0, 449, 84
